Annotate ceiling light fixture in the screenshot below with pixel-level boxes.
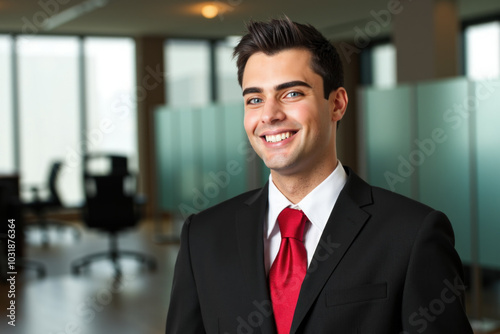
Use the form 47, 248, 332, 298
201, 4, 219, 19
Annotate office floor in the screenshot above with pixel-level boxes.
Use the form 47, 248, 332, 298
0, 218, 499, 334
0, 219, 180, 334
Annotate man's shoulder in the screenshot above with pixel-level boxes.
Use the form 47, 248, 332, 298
372, 185, 432, 210
345, 167, 436, 218
367, 184, 450, 236
190, 186, 266, 222
341, 168, 456, 250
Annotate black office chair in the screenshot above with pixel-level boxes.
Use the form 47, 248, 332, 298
71, 170, 156, 275
23, 161, 81, 246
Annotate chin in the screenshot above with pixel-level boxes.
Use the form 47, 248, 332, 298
264, 159, 295, 173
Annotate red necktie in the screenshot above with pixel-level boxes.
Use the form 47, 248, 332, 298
269, 207, 308, 334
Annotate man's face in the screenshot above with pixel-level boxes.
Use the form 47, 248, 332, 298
242, 48, 345, 178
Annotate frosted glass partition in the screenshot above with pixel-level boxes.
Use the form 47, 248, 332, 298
360, 77, 500, 266
416, 78, 471, 263
155, 109, 178, 214
179, 108, 201, 207
224, 104, 248, 199
155, 103, 254, 219
363, 86, 413, 198
201, 105, 226, 206
474, 80, 500, 269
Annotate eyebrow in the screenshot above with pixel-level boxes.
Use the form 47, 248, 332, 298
242, 80, 312, 96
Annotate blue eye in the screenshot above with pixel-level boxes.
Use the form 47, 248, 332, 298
247, 98, 262, 105
286, 91, 302, 98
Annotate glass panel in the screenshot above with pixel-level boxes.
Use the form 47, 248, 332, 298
465, 21, 500, 80
371, 43, 397, 88
363, 86, 413, 198
416, 78, 471, 263
224, 103, 247, 198
474, 79, 500, 269
200, 104, 226, 207
216, 37, 242, 104
178, 107, 202, 216
164, 40, 210, 107
155, 104, 247, 218
84, 37, 138, 170
17, 36, 81, 205
0, 35, 14, 173
155, 106, 178, 213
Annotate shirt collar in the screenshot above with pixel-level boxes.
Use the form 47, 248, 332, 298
266, 161, 347, 238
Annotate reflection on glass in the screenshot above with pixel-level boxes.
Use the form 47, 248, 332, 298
18, 36, 81, 205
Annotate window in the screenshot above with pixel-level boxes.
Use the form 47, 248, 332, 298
17, 36, 81, 205
360, 42, 397, 88
371, 43, 397, 87
216, 36, 242, 104
2, 35, 138, 206
164, 40, 210, 107
465, 21, 500, 80
0, 35, 14, 173
84, 37, 138, 170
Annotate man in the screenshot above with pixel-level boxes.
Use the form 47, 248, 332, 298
166, 17, 472, 334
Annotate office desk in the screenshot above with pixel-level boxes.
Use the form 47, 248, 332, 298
0, 174, 23, 260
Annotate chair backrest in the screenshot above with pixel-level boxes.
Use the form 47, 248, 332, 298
83, 154, 128, 177
83, 174, 138, 232
47, 161, 63, 206
109, 155, 128, 176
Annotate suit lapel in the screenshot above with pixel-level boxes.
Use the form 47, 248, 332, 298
235, 183, 276, 333
290, 168, 373, 333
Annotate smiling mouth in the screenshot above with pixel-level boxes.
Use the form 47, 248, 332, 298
263, 131, 296, 143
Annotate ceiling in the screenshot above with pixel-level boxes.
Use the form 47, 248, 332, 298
0, 0, 499, 40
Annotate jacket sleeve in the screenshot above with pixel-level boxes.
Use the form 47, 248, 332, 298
166, 215, 206, 334
401, 210, 473, 333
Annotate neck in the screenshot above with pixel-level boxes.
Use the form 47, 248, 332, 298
271, 159, 339, 204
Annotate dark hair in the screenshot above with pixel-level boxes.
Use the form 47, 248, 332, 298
233, 16, 344, 99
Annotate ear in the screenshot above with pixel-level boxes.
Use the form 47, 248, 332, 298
328, 87, 348, 122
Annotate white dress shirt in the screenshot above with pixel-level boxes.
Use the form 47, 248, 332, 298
264, 161, 348, 274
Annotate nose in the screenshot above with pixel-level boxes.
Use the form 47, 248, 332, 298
260, 98, 285, 124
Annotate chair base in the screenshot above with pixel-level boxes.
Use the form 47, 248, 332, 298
1, 258, 47, 279
1, 234, 46, 279
25, 219, 81, 246
19, 258, 46, 278
71, 249, 156, 275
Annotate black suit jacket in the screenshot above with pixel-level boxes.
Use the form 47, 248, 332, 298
166, 167, 472, 333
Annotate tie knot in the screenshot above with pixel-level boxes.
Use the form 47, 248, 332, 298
277, 207, 307, 241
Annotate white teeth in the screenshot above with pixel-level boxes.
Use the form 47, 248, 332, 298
265, 132, 293, 143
